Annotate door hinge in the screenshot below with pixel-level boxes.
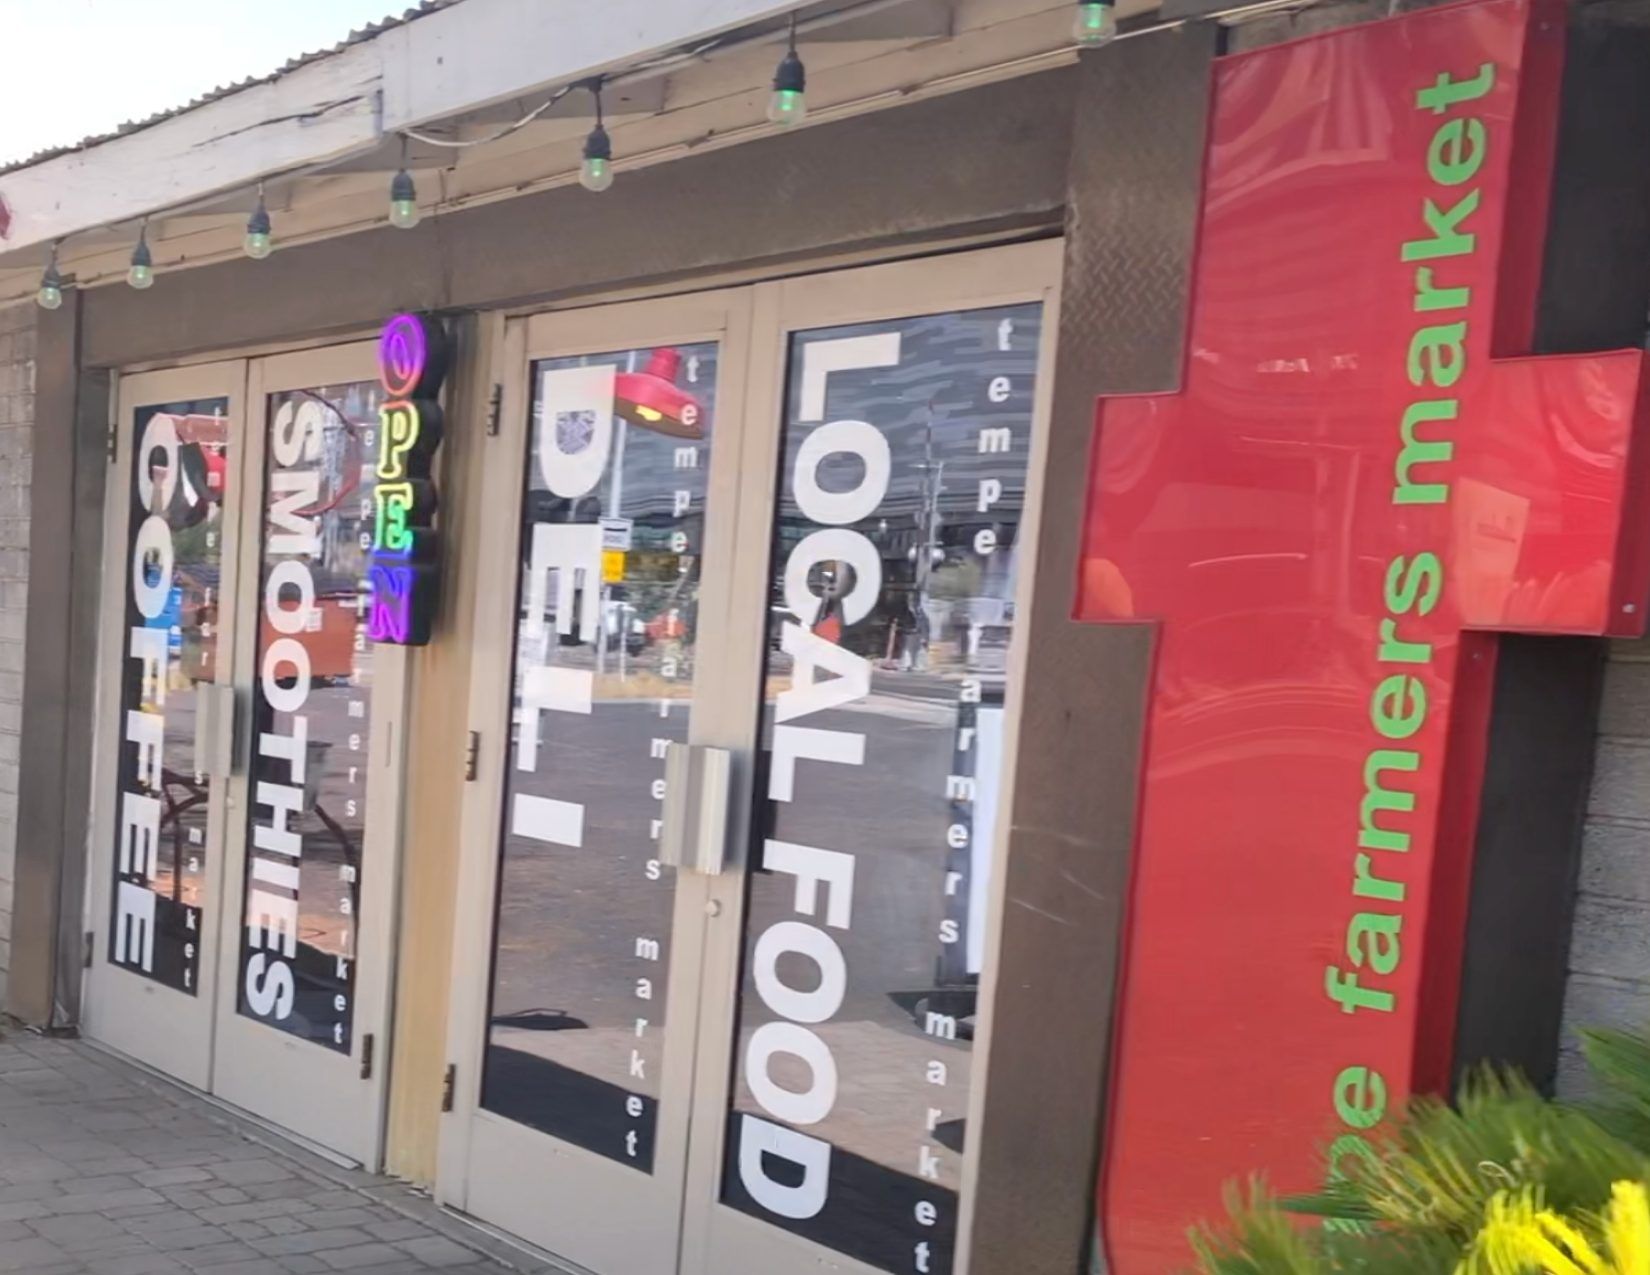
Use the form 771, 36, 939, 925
441, 1064, 457, 1113
486, 383, 504, 436
359, 1033, 375, 1081
106, 421, 119, 465
82, 930, 94, 969
464, 731, 480, 782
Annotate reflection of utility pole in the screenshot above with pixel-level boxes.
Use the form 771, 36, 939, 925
908, 401, 944, 671
597, 352, 634, 680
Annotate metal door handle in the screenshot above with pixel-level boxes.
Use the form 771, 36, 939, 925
192, 683, 237, 781
659, 743, 732, 876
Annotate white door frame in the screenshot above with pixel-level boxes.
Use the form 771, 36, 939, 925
210, 340, 409, 1169
83, 342, 411, 1172
439, 238, 1063, 1275
83, 361, 249, 1090
438, 288, 757, 1275
682, 239, 1063, 1275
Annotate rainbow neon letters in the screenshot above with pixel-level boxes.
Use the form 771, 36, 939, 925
368, 313, 448, 645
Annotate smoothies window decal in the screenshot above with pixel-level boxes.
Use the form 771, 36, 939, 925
722, 305, 1042, 1275
482, 343, 718, 1171
109, 400, 231, 993
239, 381, 383, 1051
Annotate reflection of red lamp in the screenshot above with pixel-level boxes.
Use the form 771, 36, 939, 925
615, 348, 706, 439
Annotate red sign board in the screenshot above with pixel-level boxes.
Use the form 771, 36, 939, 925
1078, 1, 1650, 1266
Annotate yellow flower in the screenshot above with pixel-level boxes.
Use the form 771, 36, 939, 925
1456, 1182, 1650, 1275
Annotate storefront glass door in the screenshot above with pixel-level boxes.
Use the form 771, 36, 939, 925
87, 343, 405, 1169
444, 241, 1059, 1275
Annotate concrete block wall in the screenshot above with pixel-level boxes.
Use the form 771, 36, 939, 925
0, 302, 33, 1008
1558, 636, 1650, 1094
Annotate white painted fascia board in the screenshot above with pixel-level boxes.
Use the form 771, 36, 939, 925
0, 0, 812, 258
0, 44, 386, 258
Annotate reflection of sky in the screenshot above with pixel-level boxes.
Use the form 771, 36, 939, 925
530, 345, 721, 524
789, 306, 1041, 521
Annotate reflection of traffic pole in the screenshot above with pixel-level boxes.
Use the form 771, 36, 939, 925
597, 352, 635, 680
909, 403, 944, 671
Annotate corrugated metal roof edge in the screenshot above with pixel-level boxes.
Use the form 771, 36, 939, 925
0, 0, 463, 177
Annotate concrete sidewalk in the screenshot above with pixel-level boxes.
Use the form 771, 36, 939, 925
0, 1028, 546, 1275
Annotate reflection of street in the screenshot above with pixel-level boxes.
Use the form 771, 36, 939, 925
489, 687, 685, 1108
486, 674, 976, 1176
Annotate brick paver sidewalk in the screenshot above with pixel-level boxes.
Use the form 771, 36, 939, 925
0, 1028, 552, 1275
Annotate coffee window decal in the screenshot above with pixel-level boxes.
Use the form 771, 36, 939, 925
108, 400, 232, 993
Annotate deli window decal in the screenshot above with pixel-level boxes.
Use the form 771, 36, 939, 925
109, 400, 231, 992
722, 306, 1042, 1275
239, 378, 386, 1051
481, 342, 719, 1171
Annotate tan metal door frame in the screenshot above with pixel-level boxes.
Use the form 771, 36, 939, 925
439, 237, 1061, 1275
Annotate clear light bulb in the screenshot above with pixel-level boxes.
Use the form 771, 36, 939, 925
128, 232, 154, 290
36, 255, 63, 311
389, 168, 421, 229
768, 87, 807, 126
580, 156, 614, 193
244, 194, 274, 259
768, 46, 808, 127
1075, 1, 1117, 45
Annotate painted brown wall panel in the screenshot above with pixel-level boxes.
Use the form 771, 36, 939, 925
8, 295, 108, 1027
967, 27, 1220, 1275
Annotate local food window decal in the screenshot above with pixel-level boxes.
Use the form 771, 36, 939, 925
108, 400, 231, 992
722, 306, 1042, 1275
239, 379, 385, 1052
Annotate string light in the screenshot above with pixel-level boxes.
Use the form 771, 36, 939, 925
128, 223, 155, 290
768, 14, 808, 127
1075, 0, 1118, 45
390, 139, 421, 229
36, 241, 64, 311
581, 81, 615, 193
244, 183, 273, 259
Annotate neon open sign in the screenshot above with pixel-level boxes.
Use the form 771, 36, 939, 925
368, 312, 449, 645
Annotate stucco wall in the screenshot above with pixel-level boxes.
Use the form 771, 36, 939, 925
0, 302, 35, 1007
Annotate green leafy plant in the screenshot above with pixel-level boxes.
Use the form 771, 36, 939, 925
1188, 1029, 1650, 1273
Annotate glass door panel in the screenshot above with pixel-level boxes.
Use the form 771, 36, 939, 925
720, 304, 1043, 1275
86, 363, 246, 1092
111, 399, 234, 995
482, 341, 721, 1165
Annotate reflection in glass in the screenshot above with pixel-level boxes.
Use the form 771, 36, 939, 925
238, 382, 382, 1052
722, 306, 1043, 1275
482, 343, 720, 1172
108, 400, 231, 994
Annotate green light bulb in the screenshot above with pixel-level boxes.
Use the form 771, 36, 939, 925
389, 168, 421, 229
36, 282, 62, 311
768, 87, 807, 126
244, 230, 273, 260
128, 264, 154, 290
581, 156, 614, 193
1075, 1, 1117, 45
